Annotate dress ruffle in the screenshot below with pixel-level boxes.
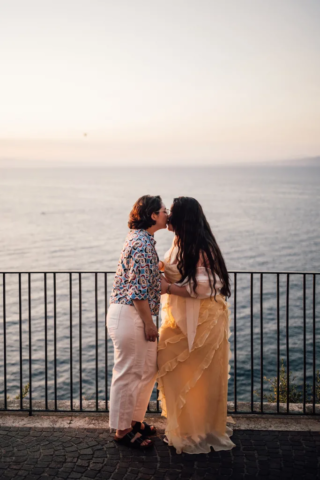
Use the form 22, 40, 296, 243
158, 297, 228, 379
157, 294, 235, 454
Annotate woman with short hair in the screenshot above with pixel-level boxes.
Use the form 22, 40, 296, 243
107, 195, 168, 449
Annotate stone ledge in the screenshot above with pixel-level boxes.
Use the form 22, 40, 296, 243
1, 399, 319, 414
1, 400, 320, 432
1, 412, 320, 432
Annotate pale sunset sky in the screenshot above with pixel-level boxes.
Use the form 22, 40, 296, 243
1, 0, 320, 166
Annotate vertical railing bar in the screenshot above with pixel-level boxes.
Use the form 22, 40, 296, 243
234, 273, 237, 413
69, 273, 73, 411
260, 273, 263, 413
303, 273, 306, 414
95, 273, 99, 411
53, 273, 57, 411
277, 273, 280, 414
3, 274, 7, 410
79, 273, 82, 411
104, 273, 108, 411
286, 273, 290, 414
44, 273, 48, 410
147, 312, 159, 414
28, 273, 32, 416
250, 273, 254, 412
156, 314, 160, 413
19, 273, 23, 410
313, 274, 316, 415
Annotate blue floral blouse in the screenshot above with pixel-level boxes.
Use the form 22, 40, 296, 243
110, 229, 161, 315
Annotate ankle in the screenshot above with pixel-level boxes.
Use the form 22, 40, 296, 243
116, 427, 132, 437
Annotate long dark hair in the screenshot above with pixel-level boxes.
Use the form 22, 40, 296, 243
169, 197, 231, 298
128, 195, 162, 230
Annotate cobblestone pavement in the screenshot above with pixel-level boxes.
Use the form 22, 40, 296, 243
0, 427, 319, 479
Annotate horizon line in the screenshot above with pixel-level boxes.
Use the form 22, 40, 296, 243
0, 156, 320, 169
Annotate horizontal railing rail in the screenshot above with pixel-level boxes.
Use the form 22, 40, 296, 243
0, 271, 319, 416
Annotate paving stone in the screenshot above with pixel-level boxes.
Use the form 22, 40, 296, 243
165, 472, 180, 480
128, 468, 140, 475
93, 451, 105, 458
79, 448, 93, 455
89, 463, 103, 471
74, 465, 87, 473
140, 468, 156, 475
109, 472, 125, 480
57, 472, 71, 479
85, 470, 99, 479
124, 474, 137, 480
31, 468, 45, 475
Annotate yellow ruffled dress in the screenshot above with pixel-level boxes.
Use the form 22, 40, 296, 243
157, 261, 235, 454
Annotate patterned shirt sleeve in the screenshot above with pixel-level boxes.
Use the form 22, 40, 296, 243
127, 242, 151, 301
110, 229, 161, 314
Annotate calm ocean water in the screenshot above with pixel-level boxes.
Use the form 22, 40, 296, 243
0, 165, 319, 406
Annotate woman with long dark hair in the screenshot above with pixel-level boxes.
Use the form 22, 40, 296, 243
158, 197, 235, 454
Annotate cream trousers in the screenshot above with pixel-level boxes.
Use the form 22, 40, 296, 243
107, 303, 157, 430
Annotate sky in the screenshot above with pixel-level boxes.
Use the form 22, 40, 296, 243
1, 0, 320, 166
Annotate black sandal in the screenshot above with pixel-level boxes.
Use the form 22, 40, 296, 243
114, 430, 153, 449
133, 421, 157, 437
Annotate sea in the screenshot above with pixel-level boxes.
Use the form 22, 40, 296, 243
0, 164, 319, 406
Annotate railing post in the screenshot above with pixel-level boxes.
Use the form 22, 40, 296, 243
95, 273, 99, 411
104, 273, 108, 411
3, 274, 7, 411
79, 273, 82, 411
250, 273, 254, 412
54, 273, 57, 411
313, 274, 316, 414
19, 273, 23, 410
234, 273, 237, 413
276, 273, 280, 413
28, 273, 32, 416
303, 274, 306, 413
156, 314, 160, 413
44, 273, 48, 410
69, 273, 73, 411
260, 273, 263, 413
286, 273, 290, 414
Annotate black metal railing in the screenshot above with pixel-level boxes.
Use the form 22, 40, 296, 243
0, 271, 319, 415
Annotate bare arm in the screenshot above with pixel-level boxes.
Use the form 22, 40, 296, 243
161, 275, 169, 294
170, 284, 191, 298
133, 299, 158, 342
161, 276, 191, 298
